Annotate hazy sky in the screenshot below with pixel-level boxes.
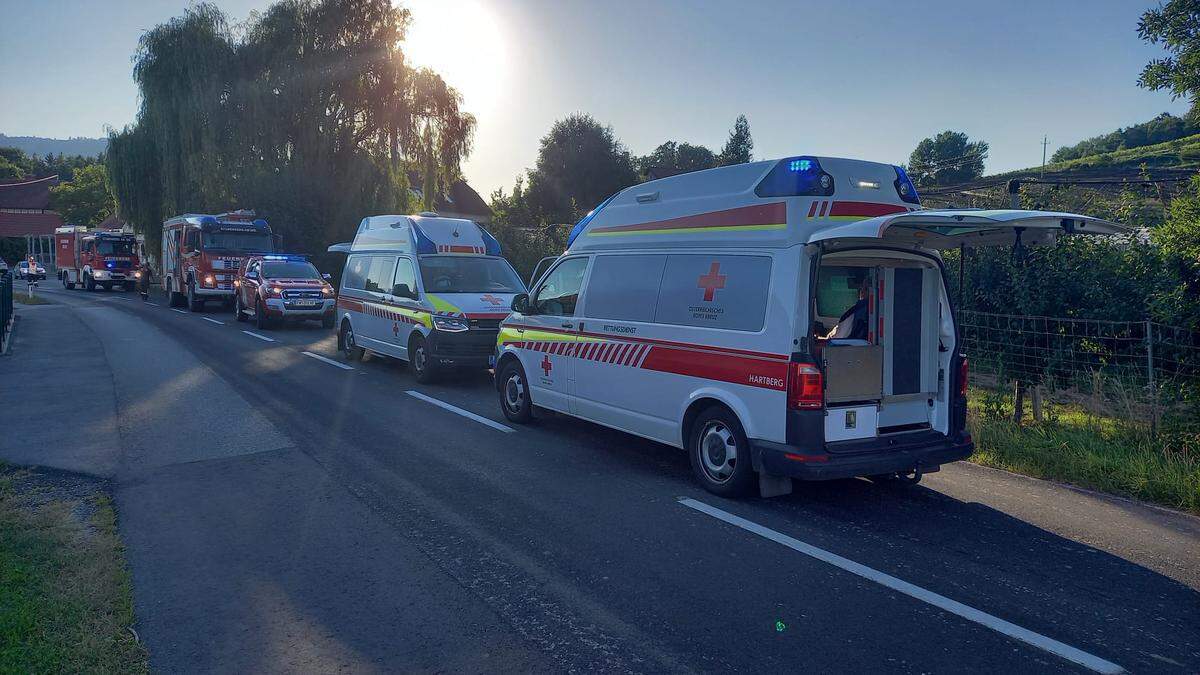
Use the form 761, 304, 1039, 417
0, 0, 1189, 199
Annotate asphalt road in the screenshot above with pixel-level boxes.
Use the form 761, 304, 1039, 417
2, 282, 1198, 673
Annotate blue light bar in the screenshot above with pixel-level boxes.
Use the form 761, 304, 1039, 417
567, 192, 620, 249
755, 156, 835, 198
410, 221, 438, 254
893, 166, 921, 205
262, 254, 309, 261
478, 225, 503, 256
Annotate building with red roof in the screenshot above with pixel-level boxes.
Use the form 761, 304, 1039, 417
0, 175, 64, 268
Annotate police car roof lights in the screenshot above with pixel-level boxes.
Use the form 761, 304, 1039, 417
262, 254, 310, 262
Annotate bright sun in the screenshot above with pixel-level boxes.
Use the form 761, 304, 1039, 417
401, 0, 508, 115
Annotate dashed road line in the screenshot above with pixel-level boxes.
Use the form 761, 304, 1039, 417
301, 351, 354, 370
201, 317, 225, 325
170, 308, 187, 314
677, 498, 1125, 674
241, 330, 275, 342
405, 390, 515, 433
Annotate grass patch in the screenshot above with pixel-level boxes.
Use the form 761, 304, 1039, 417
13, 293, 50, 305
0, 469, 148, 673
967, 391, 1200, 513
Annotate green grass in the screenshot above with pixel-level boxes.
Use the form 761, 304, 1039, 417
989, 131, 1200, 179
0, 470, 148, 674
967, 391, 1200, 513
13, 293, 50, 305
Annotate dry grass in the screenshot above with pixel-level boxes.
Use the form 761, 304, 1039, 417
0, 469, 148, 673
13, 292, 50, 305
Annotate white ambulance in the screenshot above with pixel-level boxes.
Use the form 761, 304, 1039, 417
494, 156, 1125, 497
328, 213, 525, 381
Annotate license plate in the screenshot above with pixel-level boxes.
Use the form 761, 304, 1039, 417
291, 301, 320, 308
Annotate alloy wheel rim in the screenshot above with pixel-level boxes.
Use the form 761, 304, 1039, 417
699, 421, 737, 483
413, 344, 426, 371
504, 373, 525, 411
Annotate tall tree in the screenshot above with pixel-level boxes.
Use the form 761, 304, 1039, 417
521, 114, 638, 224
1138, 0, 1200, 117
637, 141, 717, 179
717, 114, 753, 166
49, 164, 116, 226
907, 130, 988, 186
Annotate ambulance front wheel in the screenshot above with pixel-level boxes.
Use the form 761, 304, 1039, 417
339, 320, 364, 361
688, 406, 756, 497
498, 359, 533, 423
409, 334, 438, 384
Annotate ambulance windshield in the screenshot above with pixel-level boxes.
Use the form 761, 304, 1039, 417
95, 240, 135, 256
419, 256, 523, 294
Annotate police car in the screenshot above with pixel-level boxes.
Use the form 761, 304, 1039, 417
495, 156, 1127, 497
327, 213, 525, 382
233, 254, 336, 329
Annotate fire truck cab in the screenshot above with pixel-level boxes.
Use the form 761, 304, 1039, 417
55, 226, 142, 291
161, 210, 274, 311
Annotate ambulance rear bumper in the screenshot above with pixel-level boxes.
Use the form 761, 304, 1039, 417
752, 431, 973, 481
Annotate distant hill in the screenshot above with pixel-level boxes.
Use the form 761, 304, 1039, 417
0, 134, 107, 158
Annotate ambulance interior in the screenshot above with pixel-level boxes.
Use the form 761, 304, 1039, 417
811, 251, 955, 444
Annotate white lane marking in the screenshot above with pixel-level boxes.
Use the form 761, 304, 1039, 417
301, 351, 354, 370
405, 390, 514, 433
170, 308, 187, 314
241, 330, 275, 342
146, 301, 159, 306
677, 498, 1125, 675
201, 317, 225, 325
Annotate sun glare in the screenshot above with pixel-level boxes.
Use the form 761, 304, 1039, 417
401, 0, 508, 115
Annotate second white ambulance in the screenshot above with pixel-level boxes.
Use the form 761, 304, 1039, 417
494, 156, 1125, 497
329, 213, 525, 381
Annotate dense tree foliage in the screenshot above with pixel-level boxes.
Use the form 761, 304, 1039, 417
717, 114, 753, 166
1138, 0, 1200, 117
637, 141, 717, 179
107, 0, 475, 268
1051, 113, 1200, 162
1153, 176, 1200, 330
49, 164, 116, 226
907, 130, 988, 186
0, 147, 98, 181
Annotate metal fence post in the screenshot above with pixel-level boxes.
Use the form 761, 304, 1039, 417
1145, 319, 1157, 435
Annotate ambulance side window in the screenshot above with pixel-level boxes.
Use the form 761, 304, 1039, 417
533, 257, 588, 316
342, 255, 370, 291
583, 254, 665, 322
393, 258, 417, 298
363, 256, 397, 294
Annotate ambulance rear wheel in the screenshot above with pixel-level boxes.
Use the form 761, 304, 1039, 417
339, 321, 363, 361
689, 406, 756, 497
498, 359, 532, 423
409, 334, 438, 383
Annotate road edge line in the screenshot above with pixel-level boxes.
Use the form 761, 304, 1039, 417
301, 351, 355, 370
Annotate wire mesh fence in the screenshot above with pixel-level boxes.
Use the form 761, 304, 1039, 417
958, 310, 1200, 428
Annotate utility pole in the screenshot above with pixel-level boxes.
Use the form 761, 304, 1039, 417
1041, 136, 1049, 176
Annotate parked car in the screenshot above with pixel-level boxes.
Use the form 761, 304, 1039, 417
234, 254, 335, 329
16, 260, 46, 281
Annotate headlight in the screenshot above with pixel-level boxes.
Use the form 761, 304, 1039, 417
203, 275, 215, 287
134, 271, 142, 279
321, 285, 334, 297
432, 315, 469, 332
93, 270, 108, 279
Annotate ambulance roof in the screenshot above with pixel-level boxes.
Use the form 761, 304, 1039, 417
565, 156, 920, 252
337, 213, 502, 256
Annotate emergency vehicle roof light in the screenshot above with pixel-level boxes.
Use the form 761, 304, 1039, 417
410, 220, 438, 254
755, 156, 835, 198
478, 225, 503, 256
252, 219, 269, 228
893, 166, 921, 205
262, 254, 309, 261
567, 192, 620, 248
200, 216, 219, 226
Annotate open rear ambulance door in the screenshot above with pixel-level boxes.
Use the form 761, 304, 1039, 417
807, 208, 1128, 250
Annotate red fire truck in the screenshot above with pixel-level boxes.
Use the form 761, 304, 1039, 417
55, 226, 143, 291
161, 210, 275, 311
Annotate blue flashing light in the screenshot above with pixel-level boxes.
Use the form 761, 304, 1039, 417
410, 220, 438, 254
755, 156, 835, 198
566, 191, 621, 249
252, 219, 269, 229
893, 166, 921, 205
262, 254, 309, 262
478, 225, 503, 256
200, 216, 219, 226
106, 261, 115, 269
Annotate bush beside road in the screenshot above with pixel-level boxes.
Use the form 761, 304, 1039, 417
0, 466, 148, 673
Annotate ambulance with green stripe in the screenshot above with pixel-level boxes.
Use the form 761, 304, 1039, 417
328, 213, 525, 382
494, 156, 1126, 497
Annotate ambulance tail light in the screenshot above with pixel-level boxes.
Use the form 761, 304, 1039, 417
958, 357, 969, 398
787, 361, 823, 410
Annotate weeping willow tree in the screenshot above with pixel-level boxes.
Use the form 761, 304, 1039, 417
107, 0, 476, 267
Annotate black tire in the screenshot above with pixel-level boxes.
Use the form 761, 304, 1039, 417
497, 358, 533, 423
234, 293, 248, 322
339, 320, 364, 361
688, 405, 757, 497
168, 279, 185, 307
101, 282, 113, 291
255, 297, 272, 329
85, 273, 95, 291
122, 282, 134, 292
409, 333, 438, 383
187, 280, 204, 312
321, 313, 335, 329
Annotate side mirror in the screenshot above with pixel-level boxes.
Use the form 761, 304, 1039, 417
245, 270, 258, 280
322, 273, 332, 280
511, 293, 530, 314
392, 282, 416, 299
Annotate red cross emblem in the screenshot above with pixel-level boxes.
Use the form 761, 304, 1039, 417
697, 261, 726, 302
481, 294, 504, 306
392, 321, 399, 336
541, 354, 553, 376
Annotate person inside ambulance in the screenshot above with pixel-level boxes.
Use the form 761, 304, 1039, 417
822, 276, 870, 341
